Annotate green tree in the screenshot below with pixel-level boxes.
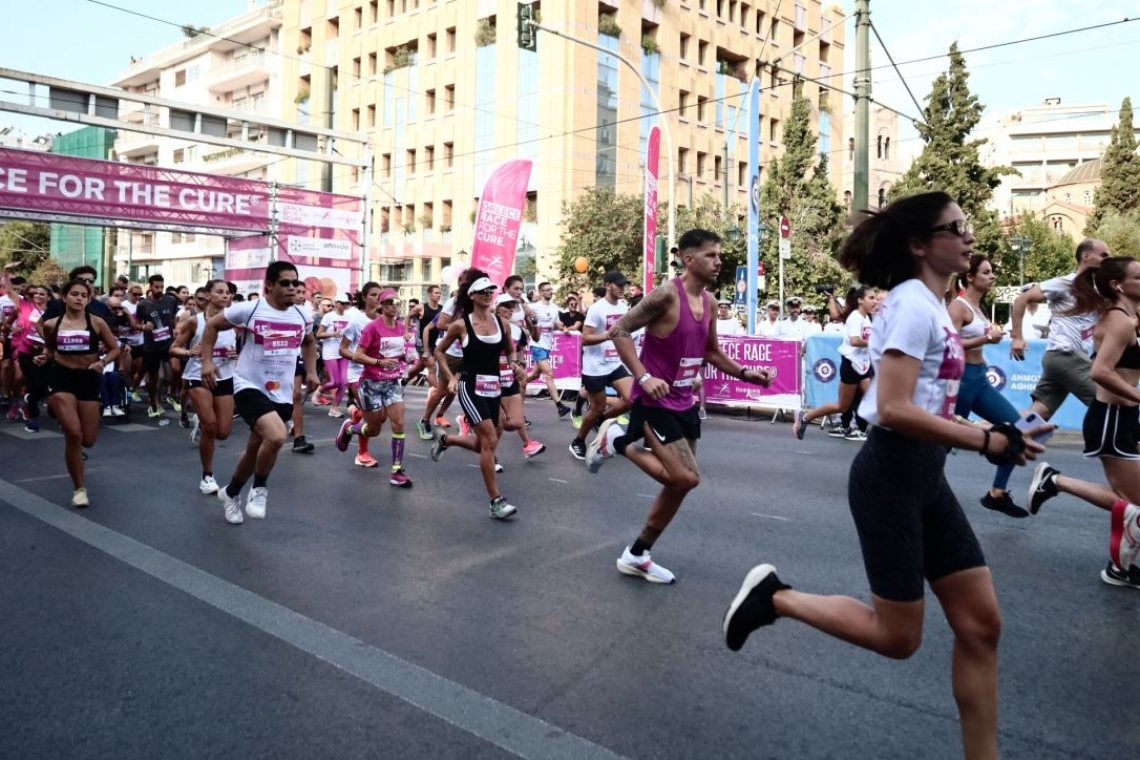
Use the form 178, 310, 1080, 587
0, 221, 51, 274
1086, 98, 1140, 234
1093, 210, 1140, 258
552, 187, 647, 300
990, 212, 1076, 287
890, 43, 1014, 257
759, 85, 848, 301
27, 257, 67, 288
673, 193, 746, 296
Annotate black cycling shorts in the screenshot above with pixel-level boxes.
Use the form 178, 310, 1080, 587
234, 388, 293, 428
142, 349, 170, 374
623, 398, 701, 446
47, 363, 101, 402
188, 377, 235, 398
582, 366, 632, 394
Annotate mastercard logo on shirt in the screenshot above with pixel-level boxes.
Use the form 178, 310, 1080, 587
265, 380, 281, 392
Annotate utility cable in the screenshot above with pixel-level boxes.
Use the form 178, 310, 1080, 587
869, 22, 926, 124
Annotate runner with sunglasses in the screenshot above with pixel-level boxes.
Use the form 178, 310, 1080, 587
335, 282, 383, 468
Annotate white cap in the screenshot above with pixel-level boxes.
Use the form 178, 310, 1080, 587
335, 292, 352, 303
468, 277, 496, 293
494, 293, 518, 308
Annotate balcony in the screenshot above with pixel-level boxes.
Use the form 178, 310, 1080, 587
115, 129, 162, 158
208, 51, 270, 92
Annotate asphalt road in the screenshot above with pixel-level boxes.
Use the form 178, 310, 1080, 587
1, 388, 1136, 759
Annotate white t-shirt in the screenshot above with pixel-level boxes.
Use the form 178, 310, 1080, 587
320, 310, 352, 360
715, 316, 743, 336
823, 321, 845, 335
225, 300, 312, 404
439, 296, 464, 358
582, 298, 628, 377
339, 308, 373, 362
1039, 274, 1095, 354
858, 279, 965, 427
1005, 302, 1051, 341
531, 302, 560, 351
839, 311, 872, 373
757, 316, 781, 337
121, 300, 145, 346
776, 316, 819, 341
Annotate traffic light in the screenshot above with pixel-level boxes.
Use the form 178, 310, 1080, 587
516, 3, 536, 51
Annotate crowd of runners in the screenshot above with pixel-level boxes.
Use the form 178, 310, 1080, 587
2, 192, 1138, 760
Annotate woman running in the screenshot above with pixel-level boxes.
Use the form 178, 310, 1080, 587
494, 292, 546, 460
316, 294, 352, 417
1027, 256, 1140, 589
793, 286, 877, 441
172, 279, 237, 495
724, 192, 1048, 760
949, 255, 1027, 517
8, 283, 49, 431
337, 282, 381, 466
431, 276, 525, 519
41, 279, 121, 507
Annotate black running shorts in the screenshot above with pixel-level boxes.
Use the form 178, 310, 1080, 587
624, 398, 701, 446
234, 388, 293, 428
46, 363, 101, 402
582, 366, 632, 394
1082, 399, 1140, 460
188, 377, 235, 398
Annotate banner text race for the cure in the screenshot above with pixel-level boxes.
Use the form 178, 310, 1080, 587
469, 159, 532, 287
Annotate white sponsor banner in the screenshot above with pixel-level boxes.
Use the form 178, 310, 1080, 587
225, 245, 273, 271
278, 203, 362, 231
286, 236, 352, 261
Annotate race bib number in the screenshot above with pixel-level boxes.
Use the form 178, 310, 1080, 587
57, 330, 88, 351
213, 347, 231, 359
252, 319, 303, 358
499, 357, 514, 386
379, 336, 404, 359
673, 357, 703, 387
152, 326, 172, 342
474, 374, 501, 398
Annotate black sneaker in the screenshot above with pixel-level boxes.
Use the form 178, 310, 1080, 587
1101, 561, 1140, 590
568, 438, 587, 460
292, 435, 315, 454
1028, 462, 1060, 515
557, 403, 571, 418
524, 416, 532, 428
827, 425, 847, 438
980, 491, 1030, 519
723, 564, 791, 652
179, 412, 191, 429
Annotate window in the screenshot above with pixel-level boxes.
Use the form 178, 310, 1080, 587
878, 187, 886, 208
427, 33, 437, 58
382, 153, 391, 176
368, 52, 377, 76
696, 151, 707, 178
407, 148, 417, 173
877, 135, 883, 159
444, 141, 454, 168
351, 108, 360, 130
848, 137, 854, 161
795, 3, 806, 29
328, 17, 340, 39
174, 69, 187, 87
173, 148, 185, 164
884, 137, 890, 159
442, 200, 453, 227
425, 145, 435, 170
714, 155, 722, 183
697, 96, 708, 122
679, 33, 690, 61
426, 89, 436, 114
738, 161, 748, 187
446, 26, 456, 53
1084, 191, 1092, 205
793, 54, 805, 75
354, 6, 363, 29
444, 84, 455, 110
367, 104, 376, 127
421, 202, 433, 228
698, 40, 708, 66
769, 117, 779, 143
755, 8, 764, 34
369, 1, 378, 24
679, 90, 690, 117
844, 190, 851, 208
353, 57, 362, 77
678, 147, 689, 174
740, 4, 749, 28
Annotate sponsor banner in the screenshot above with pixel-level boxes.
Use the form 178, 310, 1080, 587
745, 77, 761, 335
702, 335, 801, 408
286, 236, 353, 261
524, 332, 582, 393
804, 334, 1087, 431
0, 146, 362, 236
470, 159, 532, 287
643, 126, 660, 294
226, 236, 353, 300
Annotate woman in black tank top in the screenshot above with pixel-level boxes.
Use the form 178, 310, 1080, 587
432, 277, 524, 520
41, 279, 121, 509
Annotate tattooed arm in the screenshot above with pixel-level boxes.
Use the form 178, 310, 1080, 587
609, 283, 677, 400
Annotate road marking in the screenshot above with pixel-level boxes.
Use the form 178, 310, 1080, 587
0, 426, 62, 439
407, 452, 428, 459
752, 512, 791, 522
548, 478, 569, 484
637, 493, 655, 499
103, 423, 156, 433
0, 477, 629, 760
13, 470, 105, 483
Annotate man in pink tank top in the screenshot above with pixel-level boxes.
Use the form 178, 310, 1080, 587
587, 229, 773, 584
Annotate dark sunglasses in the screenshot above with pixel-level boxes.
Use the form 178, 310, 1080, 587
473, 288, 496, 296
129, 291, 143, 296
77, 276, 96, 283
930, 220, 973, 237
276, 279, 304, 288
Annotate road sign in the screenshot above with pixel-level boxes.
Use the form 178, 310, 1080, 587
779, 216, 791, 239
734, 266, 747, 305
779, 238, 792, 260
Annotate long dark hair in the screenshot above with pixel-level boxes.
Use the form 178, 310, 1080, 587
455, 267, 490, 316
838, 191, 956, 289
355, 281, 381, 309
955, 254, 991, 294
841, 285, 872, 321
1064, 256, 1137, 316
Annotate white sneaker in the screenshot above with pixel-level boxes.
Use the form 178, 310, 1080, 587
586, 419, 624, 473
71, 487, 89, 508
616, 546, 676, 584
1110, 501, 1140, 571
190, 414, 202, 446
102, 408, 113, 418
246, 486, 268, 519
218, 487, 244, 525
199, 475, 220, 494
111, 406, 125, 417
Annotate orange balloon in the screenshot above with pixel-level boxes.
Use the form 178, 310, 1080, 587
574, 256, 588, 274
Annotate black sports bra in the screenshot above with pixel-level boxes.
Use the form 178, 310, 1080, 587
53, 310, 100, 355
1099, 308, 1140, 370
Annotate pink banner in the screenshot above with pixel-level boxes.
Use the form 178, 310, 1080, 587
0, 147, 362, 237
523, 332, 582, 392
702, 336, 801, 404
643, 126, 660, 294
470, 159, 532, 286
225, 235, 358, 299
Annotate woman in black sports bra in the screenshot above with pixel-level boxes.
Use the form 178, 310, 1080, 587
41, 279, 121, 509
1028, 256, 1140, 586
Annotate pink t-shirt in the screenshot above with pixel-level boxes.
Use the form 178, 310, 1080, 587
358, 317, 406, 381
12, 299, 46, 355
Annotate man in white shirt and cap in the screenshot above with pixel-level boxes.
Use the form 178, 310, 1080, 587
715, 298, 743, 336
757, 301, 781, 337
776, 296, 819, 342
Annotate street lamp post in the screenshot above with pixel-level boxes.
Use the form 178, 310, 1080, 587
1010, 235, 1032, 286
758, 221, 771, 319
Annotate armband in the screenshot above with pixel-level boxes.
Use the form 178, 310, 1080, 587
983, 422, 1026, 466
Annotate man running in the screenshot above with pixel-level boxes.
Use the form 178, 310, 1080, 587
587, 230, 772, 583
200, 262, 318, 524
135, 274, 181, 418
526, 281, 571, 418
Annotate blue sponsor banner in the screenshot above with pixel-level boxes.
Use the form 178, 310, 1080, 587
803, 334, 1087, 431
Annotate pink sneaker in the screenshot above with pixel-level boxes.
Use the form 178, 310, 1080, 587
457, 413, 472, 437
354, 453, 378, 467
523, 440, 546, 459
389, 468, 413, 487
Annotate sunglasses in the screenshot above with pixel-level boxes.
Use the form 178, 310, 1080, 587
381, 299, 398, 306
129, 291, 142, 296
473, 288, 496, 296
77, 277, 95, 283
930, 220, 973, 237
276, 279, 304, 288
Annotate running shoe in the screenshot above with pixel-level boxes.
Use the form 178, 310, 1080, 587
111, 406, 125, 417
147, 406, 163, 418
1100, 561, 1140, 590
616, 547, 675, 584
335, 419, 355, 452
355, 453, 379, 468
416, 418, 434, 440
168, 398, 182, 413
489, 496, 517, 520
793, 410, 808, 440
826, 424, 846, 438
102, 407, 114, 419
246, 487, 268, 519
71, 487, 89, 509
292, 435, 315, 454
698, 408, 708, 421
979, 491, 1029, 519
1027, 462, 1060, 515
430, 434, 448, 461
179, 412, 191, 428
190, 414, 202, 446
494, 458, 504, 473
723, 564, 792, 651
328, 407, 345, 418
569, 438, 587, 460
587, 419, 624, 473
844, 428, 867, 441
1109, 500, 1140, 572
218, 488, 244, 525
390, 469, 413, 488
557, 403, 572, 418
6, 404, 19, 422
199, 475, 220, 494
24, 419, 39, 433
571, 414, 583, 429
457, 413, 472, 437
523, 440, 546, 459
617, 413, 630, 426
524, 417, 532, 428
312, 392, 331, 406
434, 415, 452, 428
130, 390, 142, 403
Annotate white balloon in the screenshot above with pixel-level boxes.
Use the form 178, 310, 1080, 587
440, 266, 454, 284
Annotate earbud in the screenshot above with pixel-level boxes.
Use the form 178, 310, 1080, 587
1116, 286, 1125, 294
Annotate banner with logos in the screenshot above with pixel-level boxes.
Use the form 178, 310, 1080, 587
225, 236, 355, 299
524, 332, 582, 393
804, 334, 1086, 431
470, 158, 533, 287
643, 126, 660, 294
701, 335, 802, 408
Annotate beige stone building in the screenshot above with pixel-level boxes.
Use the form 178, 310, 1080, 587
1038, 158, 1101, 240
279, 0, 845, 298
840, 104, 903, 213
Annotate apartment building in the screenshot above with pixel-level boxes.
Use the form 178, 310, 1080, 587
108, 1, 285, 285
280, 0, 845, 298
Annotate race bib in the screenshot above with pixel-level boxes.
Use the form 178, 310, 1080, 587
673, 357, 703, 387
499, 356, 515, 386
474, 374, 501, 398
213, 347, 231, 359
252, 319, 303, 358
152, 326, 172, 342
57, 330, 88, 352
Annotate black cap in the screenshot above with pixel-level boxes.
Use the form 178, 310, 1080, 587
604, 271, 629, 286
